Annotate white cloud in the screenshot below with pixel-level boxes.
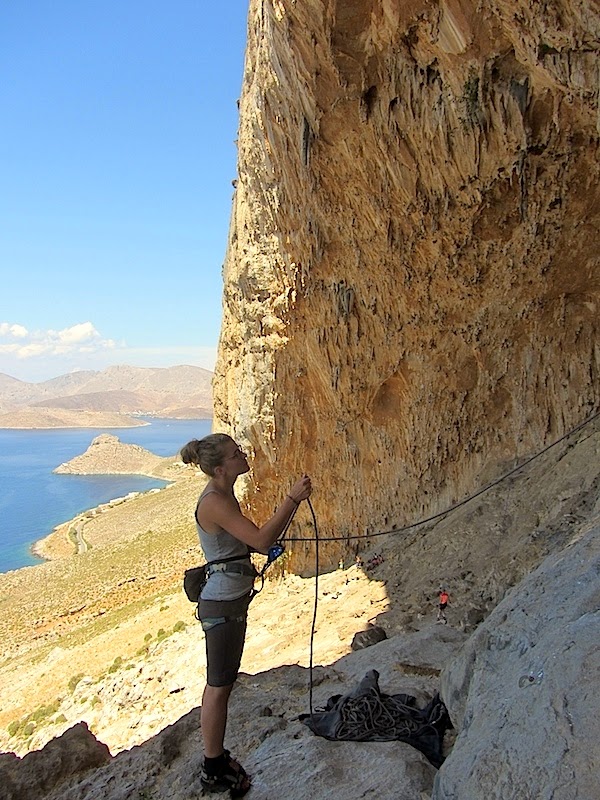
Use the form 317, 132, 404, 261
15, 343, 49, 358
0, 323, 217, 382
0, 321, 117, 360
0, 322, 29, 339
55, 321, 100, 345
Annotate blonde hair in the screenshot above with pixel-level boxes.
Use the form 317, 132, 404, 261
180, 433, 234, 476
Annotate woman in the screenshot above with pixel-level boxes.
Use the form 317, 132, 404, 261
180, 433, 312, 797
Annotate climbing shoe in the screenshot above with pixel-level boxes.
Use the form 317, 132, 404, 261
200, 750, 251, 798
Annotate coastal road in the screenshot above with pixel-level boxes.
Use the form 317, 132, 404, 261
74, 520, 89, 554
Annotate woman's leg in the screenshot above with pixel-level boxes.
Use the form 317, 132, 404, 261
200, 681, 251, 796
198, 598, 252, 796
198, 595, 249, 756
201, 682, 233, 757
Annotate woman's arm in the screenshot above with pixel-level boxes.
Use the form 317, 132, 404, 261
200, 475, 312, 554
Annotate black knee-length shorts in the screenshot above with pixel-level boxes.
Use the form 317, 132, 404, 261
198, 593, 252, 687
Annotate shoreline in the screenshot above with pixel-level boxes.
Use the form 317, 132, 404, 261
28, 433, 191, 563
0, 418, 210, 575
0, 419, 150, 430
3, 467, 182, 574
0, 411, 150, 430
29, 480, 180, 563
0, 413, 212, 431
0, 424, 149, 431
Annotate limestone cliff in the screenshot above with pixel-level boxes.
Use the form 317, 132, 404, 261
214, 0, 600, 569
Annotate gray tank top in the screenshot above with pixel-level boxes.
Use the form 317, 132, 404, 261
195, 487, 254, 601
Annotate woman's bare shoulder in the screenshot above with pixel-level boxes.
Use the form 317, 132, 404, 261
197, 489, 239, 524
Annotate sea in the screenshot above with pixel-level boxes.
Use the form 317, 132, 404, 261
0, 417, 212, 574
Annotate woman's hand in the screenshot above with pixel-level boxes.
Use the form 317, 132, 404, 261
199, 474, 313, 554
288, 474, 312, 504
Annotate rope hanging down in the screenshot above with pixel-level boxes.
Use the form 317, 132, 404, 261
306, 497, 319, 716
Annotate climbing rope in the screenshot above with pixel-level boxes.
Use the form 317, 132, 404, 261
306, 497, 319, 716
289, 408, 600, 545
333, 689, 435, 741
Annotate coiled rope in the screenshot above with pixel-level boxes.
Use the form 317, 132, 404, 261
333, 689, 435, 741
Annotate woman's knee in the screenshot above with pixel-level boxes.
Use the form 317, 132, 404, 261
204, 682, 234, 702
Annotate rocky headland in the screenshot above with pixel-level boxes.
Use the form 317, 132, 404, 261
33, 435, 189, 561
53, 434, 174, 478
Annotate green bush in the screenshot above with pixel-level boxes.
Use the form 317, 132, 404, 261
7, 700, 64, 740
173, 620, 186, 633
68, 673, 84, 692
31, 702, 59, 722
108, 656, 123, 674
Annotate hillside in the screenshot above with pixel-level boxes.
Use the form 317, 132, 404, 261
0, 411, 597, 799
0, 409, 148, 429
0, 365, 213, 426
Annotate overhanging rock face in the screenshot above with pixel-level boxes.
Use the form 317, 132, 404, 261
213, 0, 600, 568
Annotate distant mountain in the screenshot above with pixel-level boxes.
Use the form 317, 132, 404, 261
0, 365, 213, 426
0, 374, 28, 391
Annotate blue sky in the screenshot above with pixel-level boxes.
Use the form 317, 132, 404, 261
0, 1, 249, 383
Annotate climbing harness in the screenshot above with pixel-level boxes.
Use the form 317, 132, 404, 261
186, 496, 297, 617
183, 553, 253, 604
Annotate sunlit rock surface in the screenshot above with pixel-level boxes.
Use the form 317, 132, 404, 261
435, 521, 600, 799
213, 0, 600, 570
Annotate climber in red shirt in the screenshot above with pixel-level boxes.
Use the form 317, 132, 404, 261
437, 589, 449, 623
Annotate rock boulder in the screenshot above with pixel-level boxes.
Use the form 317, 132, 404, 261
434, 523, 600, 799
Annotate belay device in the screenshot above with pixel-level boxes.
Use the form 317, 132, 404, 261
267, 541, 285, 564
252, 540, 286, 596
